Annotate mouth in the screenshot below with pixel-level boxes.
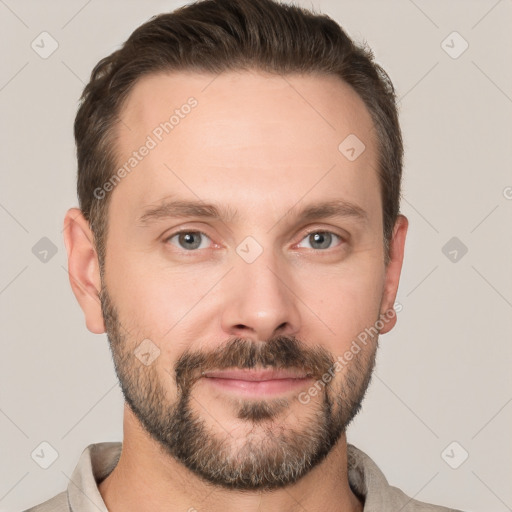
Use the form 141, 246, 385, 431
201, 368, 314, 397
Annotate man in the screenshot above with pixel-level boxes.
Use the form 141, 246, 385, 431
25, 0, 463, 510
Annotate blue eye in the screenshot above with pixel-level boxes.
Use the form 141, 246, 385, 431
297, 231, 342, 250
166, 231, 212, 251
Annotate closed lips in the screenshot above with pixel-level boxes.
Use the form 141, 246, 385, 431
202, 369, 312, 381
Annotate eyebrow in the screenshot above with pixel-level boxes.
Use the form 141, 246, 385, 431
137, 198, 368, 227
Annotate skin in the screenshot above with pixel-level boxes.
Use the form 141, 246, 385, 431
64, 70, 408, 512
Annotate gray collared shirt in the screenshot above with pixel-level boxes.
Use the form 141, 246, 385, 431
24, 442, 463, 511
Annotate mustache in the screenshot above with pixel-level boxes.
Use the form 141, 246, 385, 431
174, 335, 335, 392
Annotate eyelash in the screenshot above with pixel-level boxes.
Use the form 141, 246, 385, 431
164, 228, 345, 253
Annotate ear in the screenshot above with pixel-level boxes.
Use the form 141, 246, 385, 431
378, 214, 408, 334
63, 208, 105, 334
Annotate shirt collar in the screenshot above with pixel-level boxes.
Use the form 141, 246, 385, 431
68, 442, 121, 512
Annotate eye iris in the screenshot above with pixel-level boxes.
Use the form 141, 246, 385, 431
310, 232, 332, 249
179, 232, 202, 250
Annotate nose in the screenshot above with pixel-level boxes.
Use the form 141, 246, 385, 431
220, 252, 301, 343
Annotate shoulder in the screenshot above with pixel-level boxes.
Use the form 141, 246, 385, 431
22, 491, 69, 512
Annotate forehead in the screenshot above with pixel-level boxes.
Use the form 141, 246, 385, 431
111, 70, 380, 224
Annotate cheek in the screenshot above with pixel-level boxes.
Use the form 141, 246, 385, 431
301, 260, 385, 354
107, 252, 222, 343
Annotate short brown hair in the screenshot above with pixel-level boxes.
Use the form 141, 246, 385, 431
74, 0, 402, 269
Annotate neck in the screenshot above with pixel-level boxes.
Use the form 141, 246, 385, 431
99, 405, 363, 512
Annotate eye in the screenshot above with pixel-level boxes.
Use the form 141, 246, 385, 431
165, 231, 212, 251
296, 231, 343, 250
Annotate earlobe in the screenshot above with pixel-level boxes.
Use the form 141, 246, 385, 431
63, 208, 106, 334
379, 214, 408, 335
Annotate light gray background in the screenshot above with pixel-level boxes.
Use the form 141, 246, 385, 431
1, 1, 511, 511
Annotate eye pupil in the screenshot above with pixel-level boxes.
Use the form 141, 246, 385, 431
179, 232, 202, 250
309, 232, 332, 249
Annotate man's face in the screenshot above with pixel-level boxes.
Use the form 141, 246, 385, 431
99, 70, 400, 489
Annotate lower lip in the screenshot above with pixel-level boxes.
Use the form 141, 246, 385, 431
203, 377, 313, 397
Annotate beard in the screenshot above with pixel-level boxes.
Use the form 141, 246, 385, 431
100, 285, 378, 491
